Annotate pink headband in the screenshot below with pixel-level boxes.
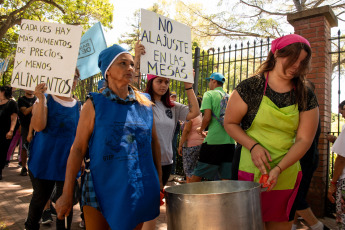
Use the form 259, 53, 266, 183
147, 74, 158, 81
271, 34, 310, 54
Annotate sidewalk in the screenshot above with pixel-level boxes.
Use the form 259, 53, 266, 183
0, 159, 337, 230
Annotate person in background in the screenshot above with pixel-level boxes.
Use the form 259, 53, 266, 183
17, 89, 37, 176
0, 86, 18, 180
224, 34, 319, 230
169, 91, 180, 181
144, 74, 200, 186
191, 73, 235, 182
178, 96, 204, 183
24, 69, 81, 230
56, 44, 162, 230
291, 80, 328, 230
327, 100, 345, 230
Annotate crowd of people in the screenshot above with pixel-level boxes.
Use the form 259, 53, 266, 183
0, 33, 342, 230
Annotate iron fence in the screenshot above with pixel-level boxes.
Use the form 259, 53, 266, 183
325, 30, 345, 217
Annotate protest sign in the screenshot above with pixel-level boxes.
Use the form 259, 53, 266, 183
140, 9, 193, 83
77, 22, 107, 80
11, 19, 82, 96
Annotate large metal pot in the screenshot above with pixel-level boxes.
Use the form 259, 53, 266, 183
165, 181, 263, 230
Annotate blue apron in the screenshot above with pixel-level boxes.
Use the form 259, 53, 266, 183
88, 92, 160, 230
28, 95, 79, 181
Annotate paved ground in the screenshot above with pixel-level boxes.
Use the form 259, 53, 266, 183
0, 158, 338, 230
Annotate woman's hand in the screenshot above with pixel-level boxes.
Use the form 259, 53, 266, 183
135, 40, 146, 58
5, 130, 13, 139
178, 145, 183, 156
34, 83, 47, 99
250, 144, 272, 175
328, 184, 336, 203
266, 166, 280, 191
326, 134, 337, 143
55, 193, 73, 220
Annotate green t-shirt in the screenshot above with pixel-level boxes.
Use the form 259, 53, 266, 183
201, 87, 235, 145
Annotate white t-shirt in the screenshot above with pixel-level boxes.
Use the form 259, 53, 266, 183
153, 101, 189, 166
35, 95, 77, 107
332, 125, 345, 179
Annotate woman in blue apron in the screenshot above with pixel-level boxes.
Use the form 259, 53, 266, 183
224, 34, 319, 230
24, 70, 81, 230
55, 44, 162, 230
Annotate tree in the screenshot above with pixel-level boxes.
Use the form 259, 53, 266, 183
118, 2, 171, 52
0, 0, 114, 85
178, 0, 344, 39
0, 0, 113, 53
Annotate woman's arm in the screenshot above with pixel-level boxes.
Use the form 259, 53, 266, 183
6, 112, 18, 139
184, 82, 200, 121
196, 109, 211, 137
328, 155, 345, 203
266, 107, 319, 188
178, 121, 192, 156
31, 83, 48, 132
56, 99, 95, 220
224, 90, 272, 175
151, 116, 163, 190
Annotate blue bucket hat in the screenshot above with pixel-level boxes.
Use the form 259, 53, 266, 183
206, 72, 225, 83
98, 44, 130, 79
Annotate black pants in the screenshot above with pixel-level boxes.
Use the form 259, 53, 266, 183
0, 137, 11, 170
25, 170, 73, 230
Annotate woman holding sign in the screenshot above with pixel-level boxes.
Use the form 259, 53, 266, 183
144, 75, 200, 186
56, 44, 163, 230
224, 34, 319, 229
24, 70, 81, 230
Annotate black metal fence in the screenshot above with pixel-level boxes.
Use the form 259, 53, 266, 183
325, 30, 345, 216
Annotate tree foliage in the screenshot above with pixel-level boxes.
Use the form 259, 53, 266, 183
179, 0, 344, 39
0, 0, 114, 57
0, 0, 114, 85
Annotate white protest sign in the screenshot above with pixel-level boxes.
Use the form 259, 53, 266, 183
11, 19, 82, 96
140, 9, 193, 83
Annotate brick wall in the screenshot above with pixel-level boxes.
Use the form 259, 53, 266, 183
287, 6, 338, 217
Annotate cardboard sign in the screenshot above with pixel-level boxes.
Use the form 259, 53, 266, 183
140, 9, 193, 83
11, 19, 82, 96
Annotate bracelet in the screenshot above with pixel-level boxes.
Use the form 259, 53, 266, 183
276, 165, 282, 174
185, 87, 193, 90
331, 180, 337, 185
249, 143, 260, 153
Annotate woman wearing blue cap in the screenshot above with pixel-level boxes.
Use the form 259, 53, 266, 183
56, 44, 162, 230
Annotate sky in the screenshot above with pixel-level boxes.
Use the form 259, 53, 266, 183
106, 0, 344, 113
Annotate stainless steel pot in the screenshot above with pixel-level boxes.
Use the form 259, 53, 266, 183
165, 181, 263, 230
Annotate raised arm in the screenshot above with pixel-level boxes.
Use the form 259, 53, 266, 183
31, 83, 48, 132
56, 99, 95, 220
184, 82, 200, 121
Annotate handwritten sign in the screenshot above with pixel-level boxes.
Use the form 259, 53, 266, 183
140, 9, 193, 83
11, 19, 82, 96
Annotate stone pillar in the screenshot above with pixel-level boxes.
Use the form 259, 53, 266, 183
287, 6, 338, 217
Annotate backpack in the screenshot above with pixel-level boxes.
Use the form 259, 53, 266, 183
211, 90, 229, 127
